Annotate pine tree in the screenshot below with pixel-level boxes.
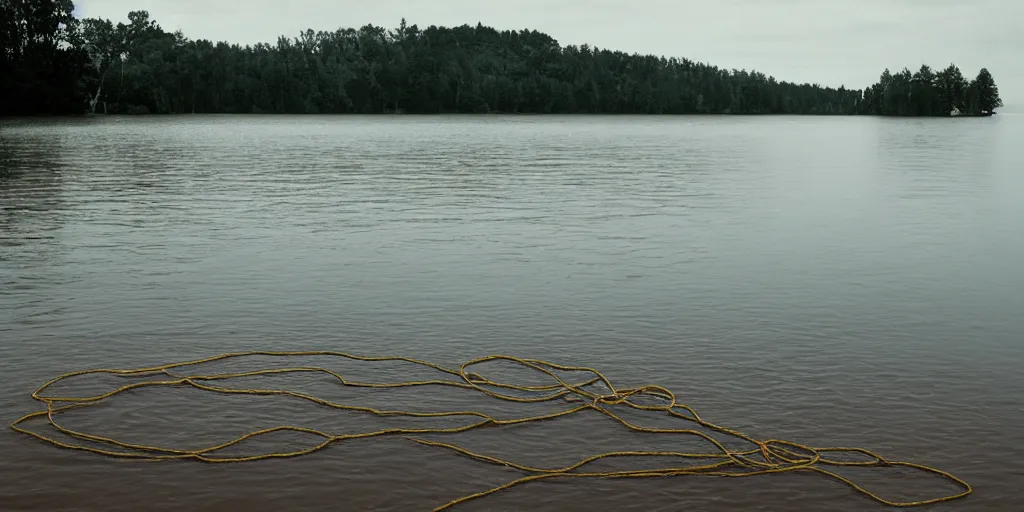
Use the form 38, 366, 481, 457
972, 68, 1003, 113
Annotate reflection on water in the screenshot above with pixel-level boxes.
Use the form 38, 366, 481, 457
1, 115, 1022, 511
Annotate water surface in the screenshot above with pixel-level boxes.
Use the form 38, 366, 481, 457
2, 115, 1022, 511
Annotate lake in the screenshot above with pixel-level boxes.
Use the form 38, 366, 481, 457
1, 115, 1022, 511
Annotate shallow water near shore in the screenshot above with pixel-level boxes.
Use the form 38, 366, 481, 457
2, 114, 1022, 510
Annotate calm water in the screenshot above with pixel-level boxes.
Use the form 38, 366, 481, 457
1, 115, 1022, 511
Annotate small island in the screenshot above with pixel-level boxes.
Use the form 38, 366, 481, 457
0, 3, 1004, 117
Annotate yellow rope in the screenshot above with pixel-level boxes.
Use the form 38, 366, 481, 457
10, 351, 971, 510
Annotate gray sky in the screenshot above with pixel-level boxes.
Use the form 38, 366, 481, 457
76, 0, 1021, 108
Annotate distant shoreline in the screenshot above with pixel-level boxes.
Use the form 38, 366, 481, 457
2, 111, 996, 120
48, 111, 991, 119
1, 8, 1004, 118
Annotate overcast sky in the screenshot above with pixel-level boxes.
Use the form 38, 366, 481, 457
76, 0, 1020, 109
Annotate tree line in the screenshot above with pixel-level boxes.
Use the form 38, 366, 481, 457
1, 2, 1003, 116
1, 0, 91, 115
861, 65, 1001, 116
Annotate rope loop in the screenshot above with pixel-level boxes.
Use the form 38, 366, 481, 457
10, 351, 972, 510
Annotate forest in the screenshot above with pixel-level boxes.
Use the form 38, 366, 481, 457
0, 1, 1004, 117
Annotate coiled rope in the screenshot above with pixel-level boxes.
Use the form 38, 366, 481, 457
11, 351, 971, 510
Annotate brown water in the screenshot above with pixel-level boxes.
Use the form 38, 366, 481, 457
1, 115, 1022, 511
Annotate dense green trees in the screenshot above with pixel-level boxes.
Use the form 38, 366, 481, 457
0, 3, 1004, 116
859, 64, 1003, 116
1, 0, 92, 115
68, 13, 869, 116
